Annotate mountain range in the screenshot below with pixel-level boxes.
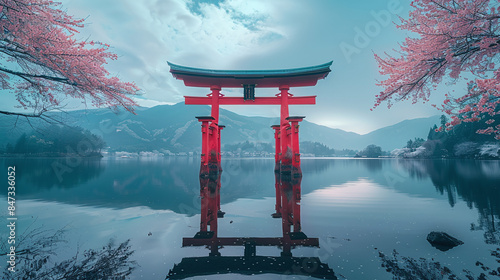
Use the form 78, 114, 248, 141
0, 103, 440, 152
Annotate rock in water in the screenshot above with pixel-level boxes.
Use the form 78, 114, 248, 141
427, 231, 464, 251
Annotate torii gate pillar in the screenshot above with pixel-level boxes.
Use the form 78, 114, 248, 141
273, 86, 305, 175
278, 86, 292, 173
196, 86, 224, 175
287, 116, 304, 174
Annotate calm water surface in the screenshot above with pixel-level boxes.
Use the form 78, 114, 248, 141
1, 157, 500, 279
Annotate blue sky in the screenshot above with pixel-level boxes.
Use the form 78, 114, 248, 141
2, 0, 455, 134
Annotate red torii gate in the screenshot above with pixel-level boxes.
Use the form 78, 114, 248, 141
168, 62, 332, 261
168, 61, 332, 176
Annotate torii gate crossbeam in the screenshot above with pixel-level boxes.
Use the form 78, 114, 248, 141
184, 96, 316, 105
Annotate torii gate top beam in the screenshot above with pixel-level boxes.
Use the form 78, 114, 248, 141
168, 61, 332, 88
184, 96, 316, 105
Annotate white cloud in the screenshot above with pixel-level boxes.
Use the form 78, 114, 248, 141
61, 0, 286, 105
38, 1, 437, 134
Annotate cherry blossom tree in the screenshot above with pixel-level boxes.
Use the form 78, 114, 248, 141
0, 0, 139, 119
374, 0, 500, 140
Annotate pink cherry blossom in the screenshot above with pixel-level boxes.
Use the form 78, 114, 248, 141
375, 0, 500, 139
0, 0, 139, 118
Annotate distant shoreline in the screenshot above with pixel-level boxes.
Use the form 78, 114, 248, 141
0, 153, 103, 158
0, 154, 498, 160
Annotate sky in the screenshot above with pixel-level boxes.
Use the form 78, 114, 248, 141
2, 0, 456, 134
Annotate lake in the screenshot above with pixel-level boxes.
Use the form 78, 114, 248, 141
1, 157, 500, 279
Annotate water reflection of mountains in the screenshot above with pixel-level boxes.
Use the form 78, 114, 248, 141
5, 158, 336, 214
400, 159, 500, 216
5, 158, 500, 218
400, 159, 500, 244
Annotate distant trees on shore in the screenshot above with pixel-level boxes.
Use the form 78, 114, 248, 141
2, 125, 105, 157
223, 140, 360, 157
394, 114, 500, 159
358, 144, 383, 158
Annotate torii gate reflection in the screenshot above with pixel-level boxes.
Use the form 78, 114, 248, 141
167, 173, 337, 279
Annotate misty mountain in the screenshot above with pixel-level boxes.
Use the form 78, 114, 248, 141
0, 103, 440, 152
